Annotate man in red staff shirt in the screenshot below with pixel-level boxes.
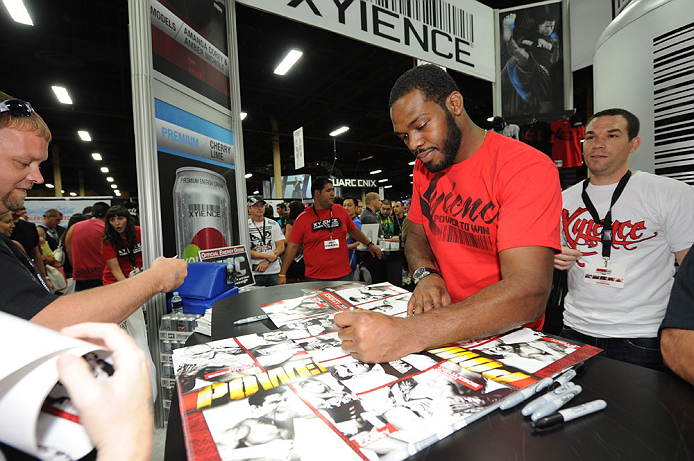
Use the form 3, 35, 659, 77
279, 177, 382, 283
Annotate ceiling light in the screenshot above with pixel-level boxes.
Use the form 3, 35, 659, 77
91, 153, 102, 161
329, 126, 349, 137
240, 112, 247, 121
486, 116, 494, 122
361, 155, 374, 161
408, 161, 416, 165
45, 183, 54, 188
111, 184, 118, 189
409, 173, 413, 177
60, 189, 65, 193
244, 173, 253, 179
100, 167, 109, 173
274, 50, 303, 75
51, 86, 72, 105
370, 169, 382, 175
114, 190, 121, 196
384, 185, 393, 189
378, 179, 388, 183
253, 190, 260, 194
106, 177, 114, 182
3, 0, 33, 25
69, 192, 77, 197
78, 131, 91, 142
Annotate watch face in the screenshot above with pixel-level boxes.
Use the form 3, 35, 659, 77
414, 268, 428, 282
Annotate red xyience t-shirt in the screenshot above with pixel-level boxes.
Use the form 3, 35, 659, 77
289, 205, 356, 279
408, 131, 562, 330
101, 226, 143, 285
550, 119, 585, 169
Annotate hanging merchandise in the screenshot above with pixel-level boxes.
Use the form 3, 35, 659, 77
490, 116, 520, 140
520, 119, 553, 157
551, 116, 585, 169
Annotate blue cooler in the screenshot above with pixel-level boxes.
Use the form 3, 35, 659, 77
168, 262, 238, 314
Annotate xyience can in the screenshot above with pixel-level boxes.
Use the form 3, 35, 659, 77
173, 167, 233, 263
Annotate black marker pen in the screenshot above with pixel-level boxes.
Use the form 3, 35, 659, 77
532, 399, 607, 430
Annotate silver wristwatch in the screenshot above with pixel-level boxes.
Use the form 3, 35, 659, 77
413, 267, 440, 284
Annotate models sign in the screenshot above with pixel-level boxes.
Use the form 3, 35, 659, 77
240, 0, 495, 82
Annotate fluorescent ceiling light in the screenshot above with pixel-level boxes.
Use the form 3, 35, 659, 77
486, 116, 494, 122
100, 167, 109, 173
106, 177, 114, 182
408, 161, 416, 165
409, 173, 413, 177
253, 190, 259, 194
329, 126, 349, 137
111, 184, 118, 189
51, 86, 72, 105
78, 131, 91, 141
240, 112, 247, 121
378, 179, 388, 183
244, 173, 253, 179
114, 190, 121, 196
45, 183, 54, 188
69, 192, 77, 197
60, 189, 65, 193
274, 50, 303, 75
91, 153, 102, 161
361, 155, 374, 161
3, 0, 33, 25
370, 169, 382, 175
384, 185, 393, 189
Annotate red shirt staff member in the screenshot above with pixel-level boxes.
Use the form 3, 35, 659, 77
334, 65, 561, 363
279, 177, 382, 284
101, 205, 143, 285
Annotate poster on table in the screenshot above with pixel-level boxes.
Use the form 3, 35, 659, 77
150, 0, 231, 109
155, 98, 239, 264
498, 1, 564, 118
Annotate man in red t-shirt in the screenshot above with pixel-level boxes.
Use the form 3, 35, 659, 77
335, 65, 562, 363
279, 177, 382, 283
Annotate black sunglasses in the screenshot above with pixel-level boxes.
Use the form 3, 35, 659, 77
0, 99, 34, 117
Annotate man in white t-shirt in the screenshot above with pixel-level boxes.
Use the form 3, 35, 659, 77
555, 108, 694, 370
248, 195, 285, 286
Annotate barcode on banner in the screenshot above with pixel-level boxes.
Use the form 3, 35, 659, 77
367, 0, 474, 43
652, 21, 694, 185
439, 225, 493, 251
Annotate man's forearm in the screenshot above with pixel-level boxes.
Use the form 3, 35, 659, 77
404, 228, 438, 271
402, 265, 550, 353
31, 270, 163, 330
661, 329, 694, 386
279, 242, 299, 274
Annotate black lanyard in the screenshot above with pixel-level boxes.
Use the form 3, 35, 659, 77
581, 170, 631, 261
0, 233, 50, 291
313, 205, 334, 239
251, 218, 269, 247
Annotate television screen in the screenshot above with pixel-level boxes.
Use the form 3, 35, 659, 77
266, 174, 312, 199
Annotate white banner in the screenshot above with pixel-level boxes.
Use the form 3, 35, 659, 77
239, 0, 495, 81
24, 197, 113, 226
150, 0, 229, 75
293, 126, 305, 170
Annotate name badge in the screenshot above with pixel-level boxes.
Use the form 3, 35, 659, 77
129, 267, 141, 277
583, 261, 625, 288
324, 239, 340, 250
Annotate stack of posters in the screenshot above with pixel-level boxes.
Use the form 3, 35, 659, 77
173, 283, 601, 460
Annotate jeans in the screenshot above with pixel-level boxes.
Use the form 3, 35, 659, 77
305, 273, 354, 282
560, 326, 666, 371
254, 273, 279, 286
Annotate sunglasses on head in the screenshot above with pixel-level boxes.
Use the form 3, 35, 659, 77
0, 99, 34, 117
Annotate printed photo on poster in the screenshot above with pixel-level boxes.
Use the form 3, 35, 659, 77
150, 0, 231, 108
499, 1, 564, 118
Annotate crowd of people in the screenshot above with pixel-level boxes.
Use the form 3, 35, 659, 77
247, 186, 412, 286
3, 61, 694, 460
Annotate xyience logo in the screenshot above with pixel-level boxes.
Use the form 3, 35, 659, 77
182, 228, 228, 262
562, 207, 657, 266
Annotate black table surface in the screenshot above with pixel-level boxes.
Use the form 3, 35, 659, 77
165, 283, 694, 461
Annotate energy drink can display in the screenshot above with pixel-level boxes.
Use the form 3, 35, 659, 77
173, 167, 233, 262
